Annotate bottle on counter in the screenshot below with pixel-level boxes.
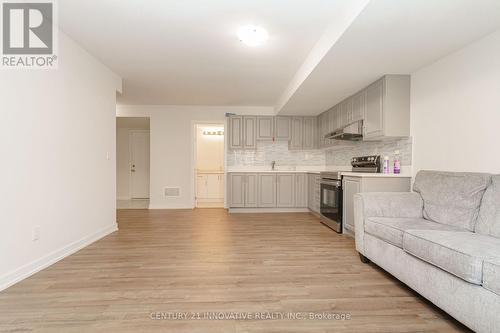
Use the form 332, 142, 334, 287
394, 150, 401, 174
383, 156, 390, 174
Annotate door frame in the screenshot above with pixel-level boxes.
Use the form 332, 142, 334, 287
191, 121, 226, 208
128, 129, 150, 199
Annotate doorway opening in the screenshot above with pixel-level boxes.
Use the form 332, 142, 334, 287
194, 124, 225, 208
116, 117, 150, 209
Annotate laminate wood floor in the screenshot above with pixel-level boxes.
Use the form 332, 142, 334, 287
0, 209, 470, 333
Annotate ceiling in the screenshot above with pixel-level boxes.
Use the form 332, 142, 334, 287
278, 0, 500, 115
59, 1, 500, 113
59, 0, 355, 106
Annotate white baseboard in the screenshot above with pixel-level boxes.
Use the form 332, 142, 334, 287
0, 223, 118, 292
229, 208, 310, 213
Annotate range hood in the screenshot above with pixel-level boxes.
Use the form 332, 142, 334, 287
325, 120, 363, 141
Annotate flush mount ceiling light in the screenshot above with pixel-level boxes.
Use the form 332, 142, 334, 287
238, 25, 268, 46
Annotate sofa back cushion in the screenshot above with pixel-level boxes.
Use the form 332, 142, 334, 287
413, 171, 491, 231
475, 175, 500, 238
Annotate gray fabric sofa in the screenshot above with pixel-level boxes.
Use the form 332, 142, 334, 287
354, 171, 500, 333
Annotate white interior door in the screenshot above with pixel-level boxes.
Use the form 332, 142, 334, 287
130, 131, 150, 199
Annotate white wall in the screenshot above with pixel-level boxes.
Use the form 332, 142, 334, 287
0, 31, 121, 290
196, 125, 224, 171
411, 29, 500, 175
116, 128, 131, 199
116, 105, 274, 209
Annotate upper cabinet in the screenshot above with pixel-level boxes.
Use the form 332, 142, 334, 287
229, 116, 244, 149
274, 116, 291, 141
243, 116, 257, 149
289, 117, 303, 150
229, 116, 256, 150
256, 116, 274, 141
302, 117, 316, 150
351, 90, 366, 123
365, 79, 384, 139
363, 75, 410, 141
229, 115, 293, 149
317, 74, 410, 145
289, 116, 317, 150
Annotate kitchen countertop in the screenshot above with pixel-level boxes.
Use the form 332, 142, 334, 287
227, 170, 317, 174
226, 169, 412, 177
341, 172, 412, 178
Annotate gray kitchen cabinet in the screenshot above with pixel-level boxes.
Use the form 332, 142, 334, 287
229, 173, 258, 207
245, 174, 258, 207
364, 79, 384, 139
307, 174, 321, 214
327, 106, 338, 136
290, 116, 317, 150
342, 175, 411, 236
229, 174, 245, 207
340, 98, 353, 127
257, 174, 276, 207
316, 74, 409, 144
276, 174, 295, 207
351, 90, 366, 122
364, 75, 411, 140
342, 177, 361, 233
319, 112, 328, 148
302, 117, 316, 150
257, 116, 274, 141
243, 116, 257, 149
229, 116, 243, 149
274, 116, 291, 141
295, 173, 308, 208
228, 116, 257, 149
289, 117, 303, 150
229, 172, 311, 210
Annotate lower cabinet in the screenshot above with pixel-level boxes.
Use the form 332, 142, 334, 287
295, 173, 308, 208
342, 176, 411, 235
258, 174, 276, 207
229, 173, 312, 209
229, 173, 257, 208
276, 174, 295, 207
342, 177, 361, 233
308, 174, 321, 213
245, 174, 258, 207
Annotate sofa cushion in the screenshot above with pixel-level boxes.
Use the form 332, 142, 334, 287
403, 230, 500, 284
475, 175, 500, 238
365, 217, 462, 248
483, 259, 500, 296
413, 171, 491, 231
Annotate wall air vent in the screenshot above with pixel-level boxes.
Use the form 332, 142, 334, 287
164, 187, 180, 197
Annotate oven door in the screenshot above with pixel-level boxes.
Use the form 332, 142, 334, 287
320, 179, 343, 233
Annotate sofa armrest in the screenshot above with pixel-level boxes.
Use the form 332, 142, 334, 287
354, 192, 423, 254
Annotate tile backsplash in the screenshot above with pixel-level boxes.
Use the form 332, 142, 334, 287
227, 137, 412, 169
227, 141, 325, 167
325, 137, 412, 166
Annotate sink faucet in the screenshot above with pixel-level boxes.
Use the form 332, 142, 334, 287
271, 161, 276, 171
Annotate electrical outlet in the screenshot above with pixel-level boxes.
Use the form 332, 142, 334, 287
32, 226, 40, 241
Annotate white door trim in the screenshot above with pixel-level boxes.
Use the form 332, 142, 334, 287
128, 129, 150, 199
191, 121, 226, 208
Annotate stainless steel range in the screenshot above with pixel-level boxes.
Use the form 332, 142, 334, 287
319, 155, 382, 233
351, 155, 381, 173
319, 171, 343, 233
